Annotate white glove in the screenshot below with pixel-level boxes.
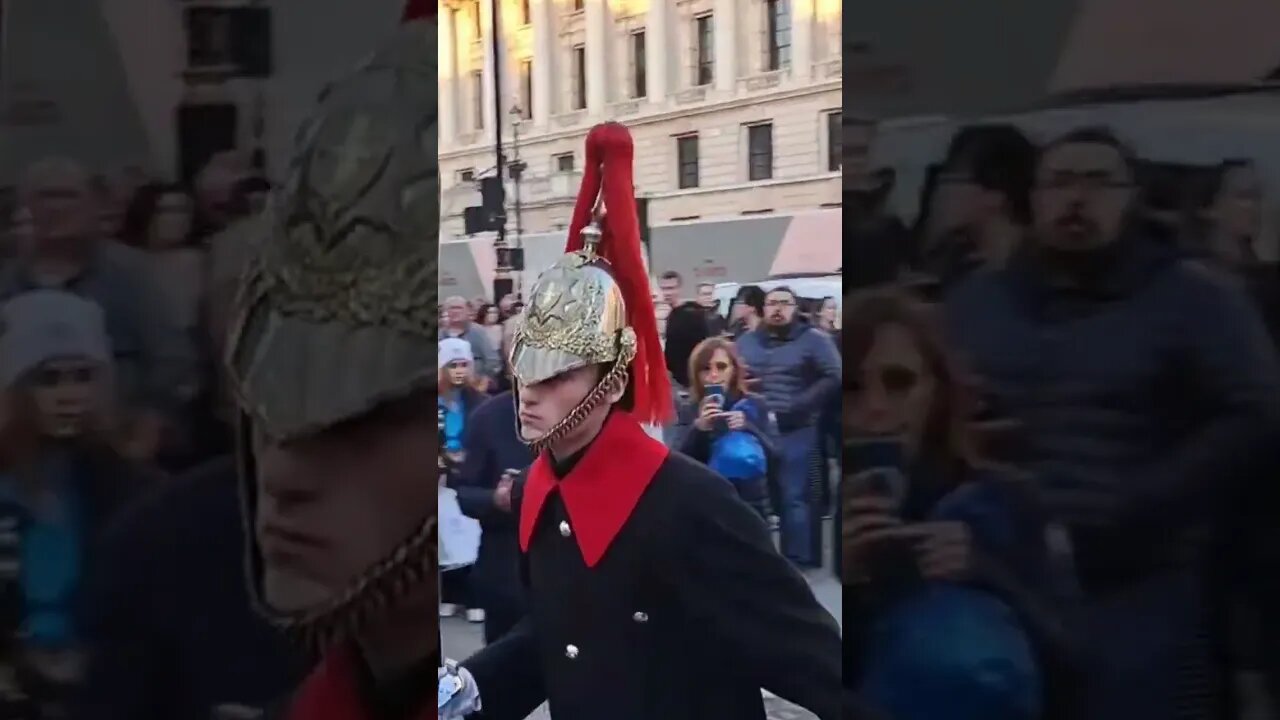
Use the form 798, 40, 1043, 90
438, 660, 482, 718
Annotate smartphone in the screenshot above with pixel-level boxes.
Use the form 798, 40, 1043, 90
843, 435, 909, 510
703, 384, 725, 410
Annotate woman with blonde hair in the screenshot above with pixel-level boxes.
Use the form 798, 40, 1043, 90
0, 290, 154, 714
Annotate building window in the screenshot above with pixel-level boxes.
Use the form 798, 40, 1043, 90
472, 2, 483, 38
555, 153, 575, 172
747, 123, 773, 181
765, 0, 791, 71
471, 71, 485, 129
457, 168, 476, 184
572, 44, 587, 110
572, 0, 584, 11
826, 111, 841, 172
519, 0, 531, 25
519, 60, 533, 119
631, 31, 647, 99
677, 135, 700, 189
694, 14, 714, 86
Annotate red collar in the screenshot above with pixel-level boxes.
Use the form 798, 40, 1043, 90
287, 646, 434, 720
518, 412, 668, 567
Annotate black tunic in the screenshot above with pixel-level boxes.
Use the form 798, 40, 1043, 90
463, 449, 842, 720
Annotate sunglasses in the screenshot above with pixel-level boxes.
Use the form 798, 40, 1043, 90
32, 366, 95, 387
702, 360, 732, 373
848, 365, 919, 396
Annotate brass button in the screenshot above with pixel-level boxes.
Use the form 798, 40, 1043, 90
633, 611, 649, 623
559, 521, 572, 537
565, 644, 579, 659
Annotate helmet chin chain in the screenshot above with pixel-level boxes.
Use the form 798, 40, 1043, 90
243, 484, 438, 656
519, 359, 630, 455
237, 416, 439, 658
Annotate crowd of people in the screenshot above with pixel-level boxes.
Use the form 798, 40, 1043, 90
438, 268, 844, 638
845, 122, 1280, 720
0, 152, 301, 717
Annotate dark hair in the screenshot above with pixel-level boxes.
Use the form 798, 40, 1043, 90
1038, 126, 1138, 180
121, 182, 195, 249
659, 270, 683, 284
765, 285, 796, 301
735, 285, 765, 315
1201, 158, 1257, 207
843, 288, 980, 468
474, 303, 499, 325
942, 124, 1036, 225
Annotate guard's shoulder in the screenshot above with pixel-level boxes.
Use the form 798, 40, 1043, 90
650, 450, 744, 509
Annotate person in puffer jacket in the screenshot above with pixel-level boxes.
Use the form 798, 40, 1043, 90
737, 286, 841, 567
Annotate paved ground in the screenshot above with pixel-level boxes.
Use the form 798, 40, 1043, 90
442, 520, 840, 719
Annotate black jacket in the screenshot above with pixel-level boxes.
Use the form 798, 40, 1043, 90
74, 456, 303, 720
462, 452, 842, 720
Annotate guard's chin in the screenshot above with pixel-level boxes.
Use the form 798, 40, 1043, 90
519, 423, 546, 443
262, 568, 335, 615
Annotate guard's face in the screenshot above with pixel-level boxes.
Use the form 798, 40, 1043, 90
254, 410, 436, 614
1032, 141, 1134, 251
516, 364, 598, 443
28, 359, 100, 438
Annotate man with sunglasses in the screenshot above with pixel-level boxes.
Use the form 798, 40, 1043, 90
438, 122, 840, 720
943, 127, 1280, 720
737, 286, 842, 569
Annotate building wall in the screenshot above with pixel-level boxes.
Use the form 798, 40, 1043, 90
439, 0, 843, 238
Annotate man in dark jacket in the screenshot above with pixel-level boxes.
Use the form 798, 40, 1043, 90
454, 390, 534, 643
944, 127, 1280, 720
439, 122, 840, 720
737, 287, 842, 567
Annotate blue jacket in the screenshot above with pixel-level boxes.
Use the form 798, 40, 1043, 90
943, 233, 1280, 586
735, 322, 842, 431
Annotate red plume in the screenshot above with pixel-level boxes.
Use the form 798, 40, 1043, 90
401, 0, 435, 22
566, 123, 673, 425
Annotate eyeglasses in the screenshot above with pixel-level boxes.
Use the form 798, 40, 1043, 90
32, 366, 95, 387
702, 361, 731, 373
1035, 171, 1133, 193
765, 299, 795, 309
847, 365, 920, 397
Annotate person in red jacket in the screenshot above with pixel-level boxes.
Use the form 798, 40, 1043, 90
224, 1, 441, 718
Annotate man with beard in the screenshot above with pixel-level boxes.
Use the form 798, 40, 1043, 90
944, 127, 1280, 719
438, 122, 841, 720
219, 1, 441, 718
737, 286, 842, 568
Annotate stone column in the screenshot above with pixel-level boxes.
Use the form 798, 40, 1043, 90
790, 0, 813, 81
584, 0, 609, 114
480, 0, 498, 140
439, 7, 458, 143
531, 0, 555, 125
645, 0, 669, 102
713, 0, 737, 93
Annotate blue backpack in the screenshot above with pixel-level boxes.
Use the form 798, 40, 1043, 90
708, 399, 769, 481
860, 584, 1042, 720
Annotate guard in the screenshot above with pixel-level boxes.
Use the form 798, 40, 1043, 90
224, 1, 441, 718
439, 122, 842, 720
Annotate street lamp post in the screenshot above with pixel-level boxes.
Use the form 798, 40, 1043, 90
508, 104, 525, 249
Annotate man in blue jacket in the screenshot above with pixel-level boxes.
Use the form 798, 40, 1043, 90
737, 286, 842, 567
